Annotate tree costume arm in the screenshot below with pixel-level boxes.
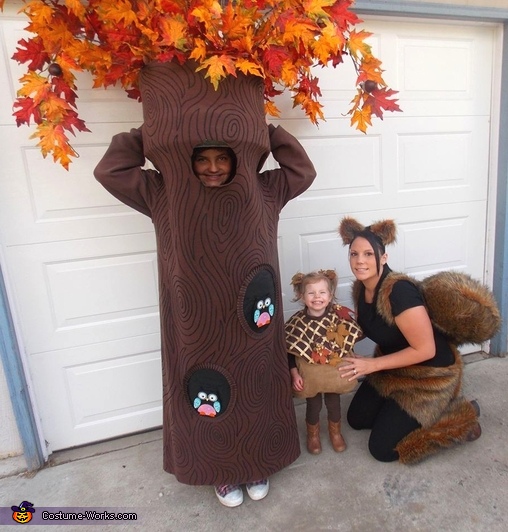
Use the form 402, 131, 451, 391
263, 124, 317, 206
94, 127, 163, 218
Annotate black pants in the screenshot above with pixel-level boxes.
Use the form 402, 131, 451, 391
347, 380, 421, 462
306, 393, 341, 425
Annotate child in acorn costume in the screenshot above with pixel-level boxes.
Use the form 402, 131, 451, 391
286, 270, 362, 454
337, 217, 500, 464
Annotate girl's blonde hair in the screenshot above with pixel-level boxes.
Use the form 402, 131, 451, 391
290, 270, 338, 303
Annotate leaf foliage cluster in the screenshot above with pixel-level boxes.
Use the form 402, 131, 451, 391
2, 0, 400, 168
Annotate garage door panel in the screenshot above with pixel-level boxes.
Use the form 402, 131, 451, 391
280, 114, 489, 220
386, 19, 493, 116
0, 124, 152, 246
30, 335, 162, 451
6, 235, 159, 353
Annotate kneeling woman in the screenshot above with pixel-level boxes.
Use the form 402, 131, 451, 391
337, 217, 481, 464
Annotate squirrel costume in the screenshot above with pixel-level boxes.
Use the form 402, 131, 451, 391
339, 217, 500, 464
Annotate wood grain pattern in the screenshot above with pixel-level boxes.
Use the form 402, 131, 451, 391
139, 61, 300, 485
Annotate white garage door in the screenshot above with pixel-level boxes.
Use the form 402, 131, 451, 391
0, 13, 498, 451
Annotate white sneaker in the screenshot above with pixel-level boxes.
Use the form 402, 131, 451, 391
246, 479, 269, 501
214, 485, 243, 507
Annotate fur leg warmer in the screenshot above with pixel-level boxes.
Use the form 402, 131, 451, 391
395, 398, 479, 464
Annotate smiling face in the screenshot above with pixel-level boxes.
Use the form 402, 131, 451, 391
192, 148, 234, 187
349, 236, 387, 289
303, 279, 333, 317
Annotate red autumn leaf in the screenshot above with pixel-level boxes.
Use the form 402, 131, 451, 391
298, 75, 322, 99
366, 87, 402, 119
61, 109, 91, 134
12, 38, 50, 70
324, 0, 361, 31
263, 46, 292, 77
51, 77, 78, 106
13, 97, 41, 125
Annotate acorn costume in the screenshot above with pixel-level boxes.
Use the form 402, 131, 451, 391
340, 217, 500, 464
285, 303, 361, 398
285, 270, 362, 454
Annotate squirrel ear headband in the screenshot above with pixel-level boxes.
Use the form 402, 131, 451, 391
338, 216, 397, 247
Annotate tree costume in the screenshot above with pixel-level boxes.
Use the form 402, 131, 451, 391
94, 61, 316, 485
340, 217, 500, 464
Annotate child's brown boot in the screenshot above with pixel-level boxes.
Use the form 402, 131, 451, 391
306, 422, 321, 454
328, 420, 346, 452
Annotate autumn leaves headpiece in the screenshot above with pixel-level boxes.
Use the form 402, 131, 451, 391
338, 216, 397, 250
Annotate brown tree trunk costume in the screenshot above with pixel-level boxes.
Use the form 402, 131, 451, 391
94, 62, 316, 485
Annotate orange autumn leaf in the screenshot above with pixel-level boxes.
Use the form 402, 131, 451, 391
264, 100, 281, 118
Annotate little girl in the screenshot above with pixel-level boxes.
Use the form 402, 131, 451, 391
286, 270, 361, 454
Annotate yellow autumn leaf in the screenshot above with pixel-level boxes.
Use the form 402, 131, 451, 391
312, 25, 344, 63
159, 17, 188, 50
191, 0, 223, 26
17, 71, 51, 101
196, 55, 237, 90
189, 38, 207, 62
358, 56, 386, 85
350, 105, 372, 133
282, 19, 319, 46
280, 61, 299, 87
39, 92, 71, 122
347, 30, 373, 60
235, 58, 264, 78
303, 0, 336, 18
64, 0, 86, 20
24, 1, 54, 28
99, 0, 139, 26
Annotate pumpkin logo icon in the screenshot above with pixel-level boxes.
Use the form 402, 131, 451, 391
11, 501, 35, 524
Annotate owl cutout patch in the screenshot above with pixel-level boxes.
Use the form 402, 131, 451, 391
241, 267, 277, 333
187, 368, 231, 418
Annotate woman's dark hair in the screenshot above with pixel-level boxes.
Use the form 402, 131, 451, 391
350, 228, 386, 274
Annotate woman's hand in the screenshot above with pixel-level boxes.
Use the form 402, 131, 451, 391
338, 355, 378, 381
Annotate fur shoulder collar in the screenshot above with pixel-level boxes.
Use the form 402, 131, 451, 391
352, 271, 419, 326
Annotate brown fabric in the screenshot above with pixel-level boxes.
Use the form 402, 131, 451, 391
95, 61, 317, 485
294, 357, 357, 398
